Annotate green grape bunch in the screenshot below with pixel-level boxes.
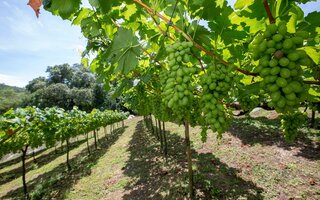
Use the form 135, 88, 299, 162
161, 41, 197, 119
249, 21, 312, 113
201, 63, 235, 135
281, 111, 306, 142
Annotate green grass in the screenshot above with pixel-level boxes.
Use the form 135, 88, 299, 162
0, 113, 319, 199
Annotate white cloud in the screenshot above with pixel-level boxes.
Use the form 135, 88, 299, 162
0, 74, 28, 87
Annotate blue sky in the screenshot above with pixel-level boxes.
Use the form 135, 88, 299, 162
0, 0, 89, 87
0, 0, 319, 87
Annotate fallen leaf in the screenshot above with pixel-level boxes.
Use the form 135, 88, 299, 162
27, 0, 42, 18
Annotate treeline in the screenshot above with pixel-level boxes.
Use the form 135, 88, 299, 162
0, 63, 127, 114
0, 84, 28, 113
26, 63, 123, 112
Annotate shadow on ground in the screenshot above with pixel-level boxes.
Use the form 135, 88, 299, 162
122, 120, 264, 199
229, 117, 320, 160
0, 138, 87, 185
1, 126, 127, 200
0, 148, 47, 170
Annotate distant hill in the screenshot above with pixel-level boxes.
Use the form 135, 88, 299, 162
0, 83, 25, 92
0, 83, 29, 114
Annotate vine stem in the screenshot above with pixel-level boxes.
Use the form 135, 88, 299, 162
132, 0, 256, 76
263, 0, 275, 24
110, 17, 165, 68
149, 14, 174, 40
146, 7, 205, 71
304, 80, 320, 85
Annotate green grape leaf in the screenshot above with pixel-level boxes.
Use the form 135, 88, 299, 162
188, 23, 211, 47
220, 29, 247, 45
88, 0, 119, 14
108, 28, 141, 74
90, 58, 99, 72
112, 79, 132, 98
294, 0, 317, 4
234, 0, 255, 10
88, 0, 99, 8
44, 0, 81, 20
115, 48, 140, 74
164, 0, 178, 16
81, 17, 101, 37
121, 4, 138, 20
81, 57, 89, 68
153, 43, 166, 62
140, 74, 152, 83
230, 11, 265, 34
189, 0, 222, 20
287, 4, 304, 33
72, 8, 92, 25
307, 88, 320, 102
305, 11, 320, 28
235, 0, 265, 20
227, 44, 246, 61
300, 46, 320, 64
297, 11, 320, 37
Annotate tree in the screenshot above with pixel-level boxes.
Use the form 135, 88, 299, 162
30, 83, 71, 109
46, 64, 74, 85
70, 88, 93, 112
0, 84, 29, 113
70, 64, 95, 88
26, 64, 120, 111
25, 76, 46, 93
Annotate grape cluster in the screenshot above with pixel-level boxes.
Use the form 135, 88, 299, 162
281, 111, 306, 141
161, 41, 197, 118
250, 21, 311, 112
201, 63, 234, 134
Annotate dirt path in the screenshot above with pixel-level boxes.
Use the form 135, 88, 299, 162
65, 118, 139, 199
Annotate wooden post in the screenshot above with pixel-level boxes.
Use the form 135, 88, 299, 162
163, 121, 168, 157
66, 138, 71, 171
158, 120, 163, 151
21, 145, 29, 199
32, 150, 37, 163
86, 132, 90, 154
150, 114, 154, 134
310, 110, 316, 128
184, 122, 194, 197
94, 130, 97, 149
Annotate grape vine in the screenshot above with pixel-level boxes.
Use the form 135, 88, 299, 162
0, 107, 128, 198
